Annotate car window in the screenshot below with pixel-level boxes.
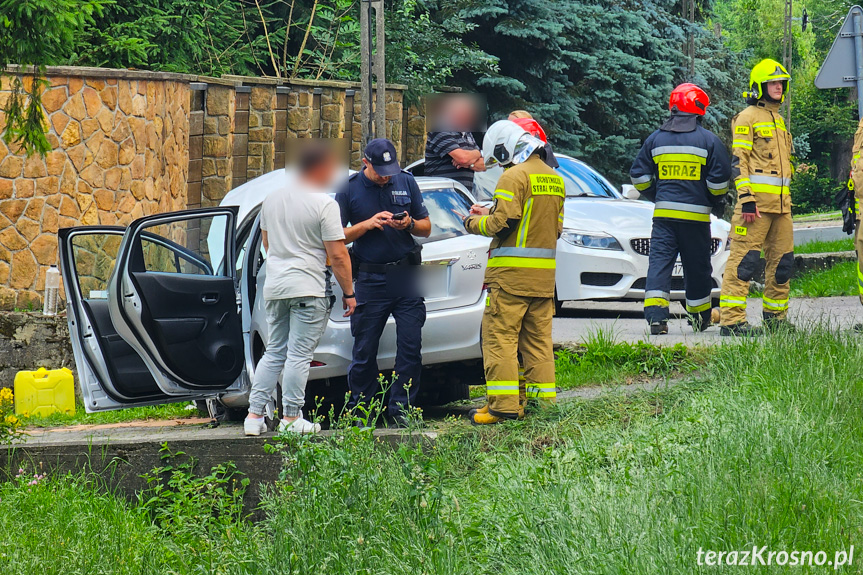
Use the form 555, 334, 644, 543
556, 158, 621, 198
137, 214, 227, 276
419, 187, 474, 244
71, 233, 123, 299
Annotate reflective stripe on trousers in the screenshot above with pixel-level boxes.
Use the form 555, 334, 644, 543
720, 295, 747, 308
486, 381, 519, 395
685, 295, 712, 313
762, 296, 789, 311
525, 382, 556, 399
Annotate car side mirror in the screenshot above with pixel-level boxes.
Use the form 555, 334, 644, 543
621, 185, 641, 200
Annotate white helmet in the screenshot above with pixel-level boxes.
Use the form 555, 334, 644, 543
482, 120, 545, 168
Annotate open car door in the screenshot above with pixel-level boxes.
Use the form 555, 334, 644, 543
59, 226, 217, 411
106, 207, 245, 398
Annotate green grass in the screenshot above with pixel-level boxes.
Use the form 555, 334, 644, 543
4, 330, 863, 573
752, 260, 858, 298
22, 401, 197, 428
792, 210, 841, 222
794, 237, 854, 254
554, 328, 707, 389
468, 331, 708, 398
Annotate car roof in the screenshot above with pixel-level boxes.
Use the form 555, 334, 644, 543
221, 168, 474, 230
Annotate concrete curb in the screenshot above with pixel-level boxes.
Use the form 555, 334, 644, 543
751, 251, 856, 284
0, 425, 436, 515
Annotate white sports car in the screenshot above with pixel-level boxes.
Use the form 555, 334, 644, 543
410, 154, 731, 311
59, 170, 490, 415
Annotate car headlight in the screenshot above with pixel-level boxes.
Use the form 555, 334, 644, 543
561, 230, 623, 251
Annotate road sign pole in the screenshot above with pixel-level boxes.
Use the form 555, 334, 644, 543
817, 6, 863, 119
854, 8, 863, 119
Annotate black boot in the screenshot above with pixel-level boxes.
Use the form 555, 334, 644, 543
720, 322, 761, 337
650, 321, 669, 335
688, 310, 712, 333
762, 312, 795, 333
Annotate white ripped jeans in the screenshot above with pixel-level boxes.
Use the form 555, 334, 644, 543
248, 296, 330, 418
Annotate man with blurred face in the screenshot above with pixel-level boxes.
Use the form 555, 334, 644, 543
245, 142, 356, 436
425, 94, 486, 191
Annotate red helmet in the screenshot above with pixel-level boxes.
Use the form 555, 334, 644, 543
669, 83, 710, 116
511, 117, 548, 143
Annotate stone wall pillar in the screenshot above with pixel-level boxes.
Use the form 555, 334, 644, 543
248, 85, 276, 181
231, 87, 250, 190
403, 102, 426, 166
187, 83, 205, 209
201, 83, 233, 207
274, 87, 289, 169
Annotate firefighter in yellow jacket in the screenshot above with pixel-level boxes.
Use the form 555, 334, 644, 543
463, 120, 564, 424
848, 119, 863, 314
720, 59, 795, 335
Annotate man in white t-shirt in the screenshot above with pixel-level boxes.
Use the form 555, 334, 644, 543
245, 143, 356, 436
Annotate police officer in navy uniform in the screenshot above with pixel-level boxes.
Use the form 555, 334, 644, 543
336, 139, 431, 426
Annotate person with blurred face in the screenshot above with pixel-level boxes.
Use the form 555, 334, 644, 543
245, 142, 355, 436
425, 94, 485, 191
719, 59, 795, 336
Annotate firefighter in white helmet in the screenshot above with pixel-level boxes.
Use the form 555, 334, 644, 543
463, 120, 564, 424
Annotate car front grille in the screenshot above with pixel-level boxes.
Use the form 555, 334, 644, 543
581, 272, 623, 287
630, 238, 723, 256
630, 238, 650, 256
632, 277, 719, 291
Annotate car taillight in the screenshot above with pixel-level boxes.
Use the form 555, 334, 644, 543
310, 361, 326, 367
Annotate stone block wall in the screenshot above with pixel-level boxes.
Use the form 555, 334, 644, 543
0, 66, 427, 305
0, 67, 190, 308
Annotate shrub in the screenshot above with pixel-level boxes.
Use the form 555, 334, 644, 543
0, 388, 23, 444
791, 163, 843, 214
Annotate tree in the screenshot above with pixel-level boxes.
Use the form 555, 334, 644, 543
451, 0, 746, 185
0, 0, 103, 156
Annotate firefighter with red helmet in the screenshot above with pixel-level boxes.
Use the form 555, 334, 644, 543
510, 116, 559, 168
630, 83, 731, 334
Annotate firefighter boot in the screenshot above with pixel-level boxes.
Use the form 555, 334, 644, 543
650, 321, 669, 335
720, 323, 761, 337
762, 312, 795, 333
469, 408, 504, 425
688, 310, 712, 332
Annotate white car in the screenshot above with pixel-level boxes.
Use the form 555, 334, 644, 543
59, 170, 491, 415
410, 154, 731, 311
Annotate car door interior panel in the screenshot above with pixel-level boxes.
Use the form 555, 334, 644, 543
80, 298, 164, 399
109, 207, 245, 394
129, 272, 242, 386
58, 227, 176, 409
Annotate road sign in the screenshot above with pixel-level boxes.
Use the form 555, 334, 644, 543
815, 5, 863, 118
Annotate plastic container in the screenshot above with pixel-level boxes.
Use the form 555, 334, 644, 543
43, 265, 61, 316
13, 367, 75, 417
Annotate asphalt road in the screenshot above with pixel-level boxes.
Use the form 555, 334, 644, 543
552, 296, 863, 345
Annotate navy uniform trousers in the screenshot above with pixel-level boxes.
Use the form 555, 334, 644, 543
347, 270, 426, 416
644, 219, 714, 325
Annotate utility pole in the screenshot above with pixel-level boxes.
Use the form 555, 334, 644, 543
682, 0, 695, 78
360, 0, 385, 147
782, 0, 793, 123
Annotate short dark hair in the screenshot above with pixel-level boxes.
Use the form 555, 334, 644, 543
298, 142, 335, 174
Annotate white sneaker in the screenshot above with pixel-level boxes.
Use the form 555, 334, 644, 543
279, 416, 321, 434
244, 416, 268, 436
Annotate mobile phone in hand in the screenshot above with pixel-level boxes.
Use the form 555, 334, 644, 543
392, 211, 408, 221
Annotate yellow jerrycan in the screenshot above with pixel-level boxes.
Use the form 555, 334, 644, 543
13, 367, 75, 417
